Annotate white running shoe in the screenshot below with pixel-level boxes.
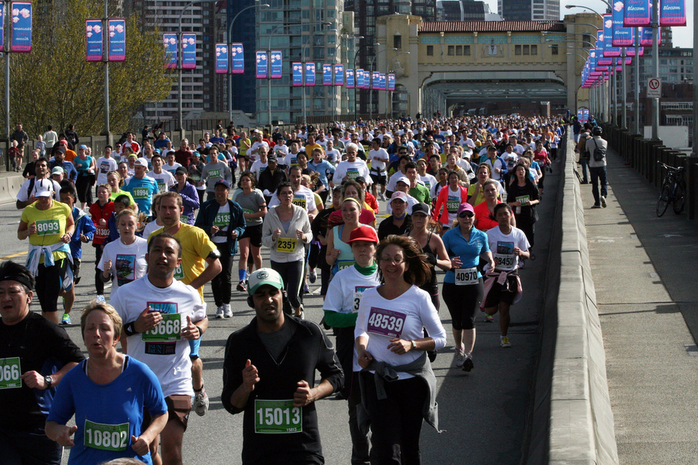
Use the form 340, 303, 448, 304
453, 348, 466, 367
215, 306, 225, 319
223, 304, 233, 318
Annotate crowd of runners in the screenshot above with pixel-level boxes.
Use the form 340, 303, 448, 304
2, 113, 571, 464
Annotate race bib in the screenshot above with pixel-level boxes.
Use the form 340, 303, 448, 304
83, 420, 129, 452
96, 228, 110, 238
516, 195, 530, 205
157, 182, 166, 193
115, 254, 136, 287
142, 312, 181, 342
337, 260, 354, 271
276, 238, 297, 253
132, 187, 149, 199
242, 208, 254, 215
352, 286, 373, 312
494, 241, 516, 270
292, 195, 307, 209
180, 215, 190, 224
367, 307, 406, 338
0, 357, 21, 390
189, 174, 201, 182
173, 263, 184, 280
214, 212, 230, 227
208, 169, 221, 178
455, 267, 478, 286
35, 219, 60, 236
447, 197, 460, 213
254, 399, 302, 434
347, 168, 360, 180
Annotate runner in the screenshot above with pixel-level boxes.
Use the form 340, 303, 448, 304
232, 171, 268, 292
98, 210, 148, 296
122, 158, 158, 216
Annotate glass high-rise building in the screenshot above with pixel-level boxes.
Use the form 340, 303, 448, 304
497, 0, 559, 21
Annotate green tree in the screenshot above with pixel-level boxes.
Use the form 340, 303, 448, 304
2, 0, 175, 139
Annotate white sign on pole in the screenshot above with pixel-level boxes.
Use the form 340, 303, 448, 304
647, 77, 662, 98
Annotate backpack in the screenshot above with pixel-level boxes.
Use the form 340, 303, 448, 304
592, 139, 606, 162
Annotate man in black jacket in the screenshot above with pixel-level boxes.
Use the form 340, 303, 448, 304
222, 268, 343, 465
257, 153, 287, 205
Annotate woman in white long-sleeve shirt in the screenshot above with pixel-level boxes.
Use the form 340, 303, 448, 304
261, 181, 312, 318
355, 234, 447, 464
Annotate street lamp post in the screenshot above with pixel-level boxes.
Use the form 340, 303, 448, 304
368, 47, 397, 121
301, 22, 332, 127
385, 51, 410, 117
102, 0, 111, 145
227, 2, 269, 125
352, 41, 373, 122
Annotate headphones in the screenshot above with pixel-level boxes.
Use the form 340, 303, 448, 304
247, 289, 289, 309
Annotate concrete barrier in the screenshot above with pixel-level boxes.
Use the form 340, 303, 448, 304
527, 133, 619, 464
0, 172, 28, 206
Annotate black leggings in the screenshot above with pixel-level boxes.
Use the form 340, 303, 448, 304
94, 244, 104, 295
76, 173, 95, 205
212, 243, 234, 306
271, 259, 304, 313
442, 280, 484, 330
35, 259, 69, 314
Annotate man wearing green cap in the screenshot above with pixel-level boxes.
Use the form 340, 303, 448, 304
222, 268, 343, 464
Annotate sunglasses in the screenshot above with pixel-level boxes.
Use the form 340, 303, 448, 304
458, 212, 474, 218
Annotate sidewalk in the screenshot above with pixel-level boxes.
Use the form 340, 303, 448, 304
580, 147, 698, 463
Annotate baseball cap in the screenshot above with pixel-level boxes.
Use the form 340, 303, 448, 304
267, 153, 278, 162
457, 202, 475, 215
355, 176, 366, 184
411, 202, 430, 216
394, 175, 410, 186
214, 179, 230, 189
390, 191, 408, 203
35, 189, 52, 198
52, 145, 66, 155
347, 225, 379, 244
134, 158, 148, 167
175, 167, 188, 175
51, 167, 64, 176
248, 268, 285, 295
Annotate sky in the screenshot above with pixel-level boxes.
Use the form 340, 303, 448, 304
481, 0, 693, 49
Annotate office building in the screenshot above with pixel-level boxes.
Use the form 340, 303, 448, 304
436, 0, 491, 22
497, 0, 559, 21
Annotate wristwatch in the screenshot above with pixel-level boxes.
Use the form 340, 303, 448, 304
410, 340, 417, 351
44, 375, 53, 389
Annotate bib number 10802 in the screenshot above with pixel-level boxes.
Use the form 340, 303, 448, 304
254, 400, 302, 434
84, 420, 129, 451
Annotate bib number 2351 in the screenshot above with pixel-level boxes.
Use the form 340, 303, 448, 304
254, 399, 302, 434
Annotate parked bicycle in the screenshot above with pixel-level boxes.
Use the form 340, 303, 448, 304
656, 161, 686, 217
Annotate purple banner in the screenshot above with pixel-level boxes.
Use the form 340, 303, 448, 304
10, 2, 32, 53
107, 19, 125, 62
603, 15, 621, 57
0, 4, 4, 51
660, 0, 686, 26
334, 64, 343, 86
86, 19, 103, 62
256, 51, 267, 79
163, 33, 177, 69
181, 33, 196, 69
305, 63, 315, 86
292, 62, 303, 86
270, 50, 282, 79
388, 73, 395, 91
346, 69, 354, 88
624, 0, 650, 26
612, 2, 633, 47
323, 64, 332, 86
215, 43, 228, 74
231, 43, 244, 74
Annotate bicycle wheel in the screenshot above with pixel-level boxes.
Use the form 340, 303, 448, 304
656, 182, 672, 217
672, 182, 686, 214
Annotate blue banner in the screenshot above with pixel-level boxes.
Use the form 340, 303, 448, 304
305, 63, 315, 86
624, 0, 650, 26
256, 51, 267, 79
231, 43, 244, 74
612, 2, 633, 47
334, 64, 343, 86
181, 33, 196, 69
372, 71, 379, 90
270, 51, 282, 79
86, 19, 103, 62
292, 62, 303, 86
356, 69, 364, 88
215, 43, 228, 74
603, 15, 621, 57
378, 73, 386, 90
388, 73, 395, 91
163, 33, 177, 69
107, 18, 125, 61
323, 64, 332, 86
0, 4, 4, 52
660, 0, 686, 26
10, 2, 32, 53
640, 26, 658, 46
346, 68, 354, 88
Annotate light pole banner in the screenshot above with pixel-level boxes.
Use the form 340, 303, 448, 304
356, 69, 364, 88
612, 2, 633, 46
107, 19, 125, 61
215, 43, 228, 74
305, 63, 315, 86
231, 43, 244, 74
372, 71, 379, 90
256, 51, 268, 79
379, 73, 386, 90
346, 68, 354, 88
623, 0, 650, 26
334, 64, 343, 86
10, 2, 32, 53
388, 73, 395, 91
660, 0, 686, 26
597, 30, 612, 65
602, 15, 620, 57
181, 33, 196, 69
640, 25, 659, 46
625, 44, 643, 56
86, 19, 103, 62
0, 4, 4, 51
323, 64, 332, 86
270, 51, 283, 79
292, 62, 303, 86
163, 33, 177, 69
